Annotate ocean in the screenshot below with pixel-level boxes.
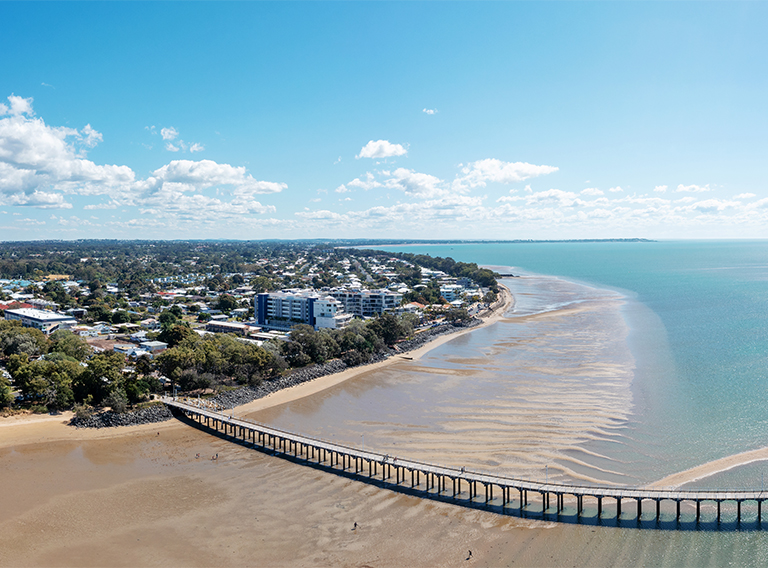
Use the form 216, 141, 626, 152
250, 240, 768, 493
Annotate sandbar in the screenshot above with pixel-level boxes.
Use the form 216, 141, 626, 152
647, 446, 768, 489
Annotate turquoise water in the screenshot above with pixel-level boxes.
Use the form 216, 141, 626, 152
377, 240, 768, 487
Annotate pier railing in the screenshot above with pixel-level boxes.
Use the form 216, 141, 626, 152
164, 397, 766, 528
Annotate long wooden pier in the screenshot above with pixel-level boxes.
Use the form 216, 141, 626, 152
165, 398, 767, 528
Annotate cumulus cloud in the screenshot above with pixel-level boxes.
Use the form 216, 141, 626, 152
6, 95, 34, 117
0, 100, 135, 207
676, 184, 712, 193
0, 95, 285, 218
356, 140, 408, 159
161, 126, 179, 141
608, 186, 623, 193
79, 124, 103, 148
581, 187, 604, 196
189, 143, 204, 153
146, 159, 286, 196
734, 193, 756, 199
654, 185, 668, 193
165, 142, 180, 152
384, 168, 444, 198
453, 158, 558, 190
347, 172, 382, 191
423, 108, 438, 115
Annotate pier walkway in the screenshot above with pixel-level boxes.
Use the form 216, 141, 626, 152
165, 398, 767, 528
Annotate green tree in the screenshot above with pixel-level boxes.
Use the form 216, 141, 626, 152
216, 294, 238, 312
0, 374, 13, 407
0, 322, 48, 358
7, 354, 81, 410
43, 281, 68, 305
289, 324, 338, 364
367, 313, 411, 346
49, 330, 92, 361
158, 323, 194, 348
74, 351, 125, 405
104, 388, 128, 413
158, 310, 179, 329
111, 310, 131, 324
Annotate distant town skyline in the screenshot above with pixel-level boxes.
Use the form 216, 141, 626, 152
2, 2, 768, 241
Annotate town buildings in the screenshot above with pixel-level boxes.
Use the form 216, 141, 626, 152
4, 308, 77, 335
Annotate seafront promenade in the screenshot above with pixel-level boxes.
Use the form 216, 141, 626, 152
165, 398, 768, 529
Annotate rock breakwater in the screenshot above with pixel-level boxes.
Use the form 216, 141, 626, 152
70, 403, 173, 429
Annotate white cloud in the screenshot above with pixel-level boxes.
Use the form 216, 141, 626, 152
161, 126, 179, 141
147, 159, 286, 196
0, 96, 285, 219
0, 106, 135, 207
687, 199, 738, 213
347, 172, 381, 191
79, 124, 102, 148
454, 158, 558, 190
384, 168, 445, 198
422, 108, 438, 115
84, 201, 119, 210
189, 143, 204, 153
527, 189, 584, 207
356, 140, 408, 159
335, 184, 351, 194
8, 95, 34, 116
676, 183, 712, 193
734, 193, 756, 199
295, 209, 349, 221
608, 186, 623, 193
654, 185, 668, 193
581, 187, 604, 196
165, 142, 180, 152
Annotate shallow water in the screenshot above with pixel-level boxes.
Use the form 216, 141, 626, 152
250, 273, 639, 485
252, 241, 768, 492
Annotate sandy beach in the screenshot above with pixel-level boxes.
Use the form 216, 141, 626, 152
2, 281, 768, 567
235, 285, 514, 415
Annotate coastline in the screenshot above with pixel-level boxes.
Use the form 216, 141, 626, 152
0, 283, 513, 438
232, 283, 514, 415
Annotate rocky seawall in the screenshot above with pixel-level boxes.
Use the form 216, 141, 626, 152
71, 319, 480, 428
69, 403, 173, 429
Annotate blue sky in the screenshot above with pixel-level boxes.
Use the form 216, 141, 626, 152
2, 2, 768, 240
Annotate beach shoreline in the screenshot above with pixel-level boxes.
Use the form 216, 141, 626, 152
0, 284, 513, 438
233, 283, 514, 415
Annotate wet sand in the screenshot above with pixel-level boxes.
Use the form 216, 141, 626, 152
647, 446, 768, 489
236, 285, 514, 415
3, 411, 768, 567
245, 288, 636, 486
0, 411, 580, 568
3, 282, 768, 566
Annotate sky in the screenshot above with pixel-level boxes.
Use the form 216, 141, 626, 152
2, 1, 768, 241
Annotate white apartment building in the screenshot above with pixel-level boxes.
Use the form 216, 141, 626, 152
4, 308, 77, 335
328, 288, 403, 317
